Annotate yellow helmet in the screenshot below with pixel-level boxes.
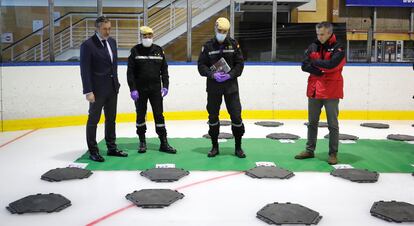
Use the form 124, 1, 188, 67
215, 17, 230, 31
139, 26, 153, 35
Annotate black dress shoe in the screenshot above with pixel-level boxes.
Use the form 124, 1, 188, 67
107, 149, 128, 157
89, 152, 105, 162
235, 148, 246, 158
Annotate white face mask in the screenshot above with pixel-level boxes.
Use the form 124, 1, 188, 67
142, 38, 153, 47
215, 32, 227, 43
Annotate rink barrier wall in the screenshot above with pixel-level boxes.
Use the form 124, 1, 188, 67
2, 110, 414, 131
1, 62, 413, 131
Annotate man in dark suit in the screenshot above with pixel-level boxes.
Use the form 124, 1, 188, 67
80, 16, 127, 162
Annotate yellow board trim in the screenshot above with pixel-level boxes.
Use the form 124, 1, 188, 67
2, 110, 414, 132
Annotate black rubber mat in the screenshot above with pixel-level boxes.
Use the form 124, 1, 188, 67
126, 189, 184, 208
245, 166, 294, 179
370, 201, 414, 223
257, 202, 322, 225
304, 122, 328, 127
360, 123, 390, 129
41, 167, 92, 182
387, 134, 414, 141
7, 193, 71, 214
255, 121, 284, 127
140, 168, 189, 182
331, 168, 379, 183
266, 133, 300, 140
324, 133, 359, 141
203, 132, 234, 139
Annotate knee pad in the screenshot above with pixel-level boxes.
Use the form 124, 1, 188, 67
231, 122, 245, 138
136, 123, 147, 135
208, 125, 220, 139
155, 125, 167, 137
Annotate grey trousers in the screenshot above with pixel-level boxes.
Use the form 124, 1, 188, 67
306, 98, 339, 154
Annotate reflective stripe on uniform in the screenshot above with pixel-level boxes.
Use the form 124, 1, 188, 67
208, 50, 220, 55
231, 122, 243, 127
135, 56, 163, 60
136, 122, 146, 127
208, 49, 234, 55
155, 124, 165, 127
207, 121, 219, 126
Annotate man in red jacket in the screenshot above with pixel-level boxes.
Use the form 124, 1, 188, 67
295, 22, 345, 165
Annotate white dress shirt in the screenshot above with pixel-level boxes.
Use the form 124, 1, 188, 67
97, 33, 113, 63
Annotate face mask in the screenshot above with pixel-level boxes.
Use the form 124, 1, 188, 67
142, 38, 153, 47
215, 32, 227, 43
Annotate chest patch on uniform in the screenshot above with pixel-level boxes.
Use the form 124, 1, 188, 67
135, 55, 163, 60
208, 50, 220, 55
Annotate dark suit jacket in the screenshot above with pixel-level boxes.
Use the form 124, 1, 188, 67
80, 34, 120, 96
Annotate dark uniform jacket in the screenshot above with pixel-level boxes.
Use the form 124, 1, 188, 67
127, 44, 169, 92
198, 37, 244, 94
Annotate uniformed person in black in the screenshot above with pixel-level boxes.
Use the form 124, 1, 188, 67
198, 17, 246, 158
127, 26, 176, 154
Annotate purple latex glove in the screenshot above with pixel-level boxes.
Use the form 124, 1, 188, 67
161, 88, 168, 97
216, 73, 231, 83
130, 90, 139, 101
213, 71, 224, 82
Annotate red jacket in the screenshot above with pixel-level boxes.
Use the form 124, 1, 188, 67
302, 34, 346, 99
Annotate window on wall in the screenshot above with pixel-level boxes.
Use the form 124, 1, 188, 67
348, 41, 368, 62
234, 11, 294, 62
235, 17, 347, 62
1, 0, 103, 62
1, 0, 50, 62
403, 41, 414, 62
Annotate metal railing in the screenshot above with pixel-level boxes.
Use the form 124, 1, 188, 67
149, 0, 222, 41
3, 13, 144, 62
2, 0, 224, 62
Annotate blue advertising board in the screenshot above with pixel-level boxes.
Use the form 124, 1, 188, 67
346, 0, 414, 7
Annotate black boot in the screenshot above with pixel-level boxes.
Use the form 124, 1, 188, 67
235, 148, 246, 158
234, 136, 246, 158
159, 136, 176, 154
208, 138, 219, 157
138, 134, 147, 153
138, 141, 147, 153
